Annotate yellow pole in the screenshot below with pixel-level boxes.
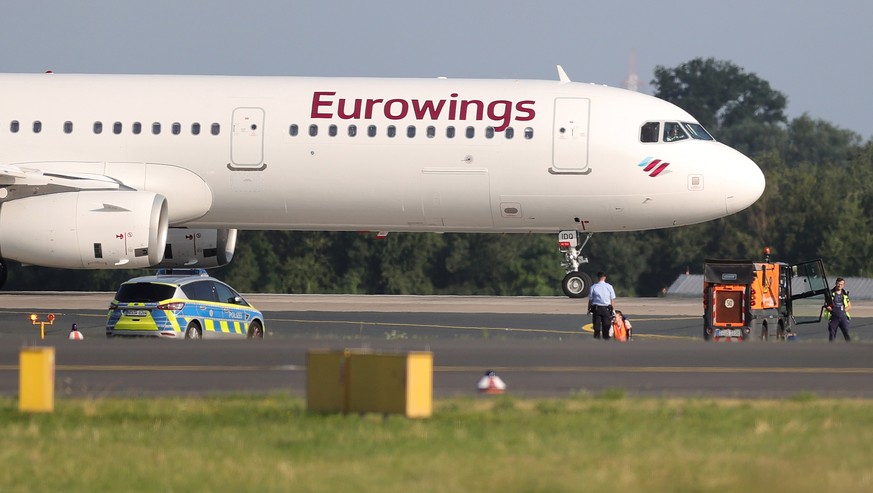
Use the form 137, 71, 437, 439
19, 346, 55, 413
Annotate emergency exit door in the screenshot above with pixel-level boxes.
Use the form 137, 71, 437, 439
551, 98, 590, 172
231, 107, 265, 167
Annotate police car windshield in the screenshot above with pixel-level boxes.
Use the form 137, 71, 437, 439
116, 283, 176, 303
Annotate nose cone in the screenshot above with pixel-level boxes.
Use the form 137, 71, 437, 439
725, 151, 766, 215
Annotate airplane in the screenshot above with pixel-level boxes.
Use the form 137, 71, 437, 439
0, 66, 765, 296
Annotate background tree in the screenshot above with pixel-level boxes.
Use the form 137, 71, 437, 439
652, 57, 788, 132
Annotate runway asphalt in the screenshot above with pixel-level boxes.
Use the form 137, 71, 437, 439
1, 293, 871, 399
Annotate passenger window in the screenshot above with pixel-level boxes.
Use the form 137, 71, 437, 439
308, 124, 318, 137
387, 125, 396, 137
33, 121, 42, 133
152, 122, 161, 135
328, 124, 338, 137
664, 122, 688, 142
10, 120, 19, 133
63, 121, 73, 134
426, 126, 436, 138
446, 126, 455, 138
368, 125, 377, 137
93, 121, 102, 134
505, 127, 514, 139
348, 125, 357, 137
640, 122, 660, 143
407, 126, 416, 138
113, 122, 123, 135
289, 124, 298, 136
485, 127, 495, 139
211, 123, 220, 135
172, 122, 181, 135
465, 126, 475, 138
192, 123, 201, 135
524, 127, 534, 139
133, 122, 142, 135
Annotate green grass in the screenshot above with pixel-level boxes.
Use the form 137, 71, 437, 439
3, 394, 873, 493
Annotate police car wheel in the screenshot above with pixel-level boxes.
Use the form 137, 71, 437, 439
185, 322, 202, 339
248, 320, 264, 339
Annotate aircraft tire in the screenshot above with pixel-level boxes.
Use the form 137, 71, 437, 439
0, 259, 7, 290
561, 271, 591, 298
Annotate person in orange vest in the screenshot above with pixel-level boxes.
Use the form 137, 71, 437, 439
612, 310, 633, 342
68, 323, 84, 340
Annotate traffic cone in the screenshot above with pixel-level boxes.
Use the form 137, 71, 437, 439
68, 323, 84, 341
477, 370, 506, 394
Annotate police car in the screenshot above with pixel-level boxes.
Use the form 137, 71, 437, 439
105, 270, 265, 339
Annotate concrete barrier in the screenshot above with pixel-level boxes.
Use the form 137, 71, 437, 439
307, 349, 432, 418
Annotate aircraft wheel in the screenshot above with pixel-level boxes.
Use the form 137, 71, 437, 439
185, 321, 203, 339
561, 271, 592, 298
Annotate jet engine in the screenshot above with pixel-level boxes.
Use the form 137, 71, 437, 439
155, 228, 237, 268
0, 191, 168, 269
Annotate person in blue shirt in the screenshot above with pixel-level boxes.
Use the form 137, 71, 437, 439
588, 271, 617, 340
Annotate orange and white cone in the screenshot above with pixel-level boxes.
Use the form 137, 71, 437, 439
477, 370, 506, 394
68, 323, 84, 340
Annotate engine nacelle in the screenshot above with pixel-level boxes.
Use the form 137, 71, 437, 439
0, 191, 168, 269
154, 228, 237, 268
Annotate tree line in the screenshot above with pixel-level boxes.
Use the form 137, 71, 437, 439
6, 58, 871, 296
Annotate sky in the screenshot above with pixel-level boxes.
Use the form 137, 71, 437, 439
1, 0, 870, 140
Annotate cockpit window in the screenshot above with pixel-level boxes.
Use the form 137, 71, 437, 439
664, 122, 688, 142
683, 122, 714, 141
640, 122, 660, 143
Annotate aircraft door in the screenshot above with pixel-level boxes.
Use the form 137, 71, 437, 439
552, 98, 590, 173
231, 107, 265, 168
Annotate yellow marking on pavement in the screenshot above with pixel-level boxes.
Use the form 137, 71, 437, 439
275, 318, 583, 335
1, 365, 870, 375
436, 366, 873, 374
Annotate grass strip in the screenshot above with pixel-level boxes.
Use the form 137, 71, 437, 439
3, 393, 873, 493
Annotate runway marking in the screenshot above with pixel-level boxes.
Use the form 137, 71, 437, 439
437, 366, 873, 374
275, 317, 583, 335
2, 365, 871, 375
0, 365, 304, 372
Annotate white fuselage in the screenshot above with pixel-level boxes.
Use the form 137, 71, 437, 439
0, 73, 764, 233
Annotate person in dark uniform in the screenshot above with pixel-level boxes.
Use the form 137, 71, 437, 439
825, 277, 851, 342
588, 271, 616, 340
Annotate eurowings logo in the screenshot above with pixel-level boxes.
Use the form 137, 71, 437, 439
638, 157, 670, 177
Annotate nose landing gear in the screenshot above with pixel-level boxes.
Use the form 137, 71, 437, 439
558, 231, 592, 298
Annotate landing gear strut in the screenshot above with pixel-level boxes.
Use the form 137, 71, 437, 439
558, 231, 592, 298
0, 259, 7, 290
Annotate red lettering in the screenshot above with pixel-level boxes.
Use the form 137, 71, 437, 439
384, 99, 409, 120
311, 91, 336, 118
308, 92, 537, 127
459, 100, 484, 121
515, 100, 536, 121
411, 99, 446, 119
364, 99, 384, 119
337, 98, 362, 119
487, 100, 512, 132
